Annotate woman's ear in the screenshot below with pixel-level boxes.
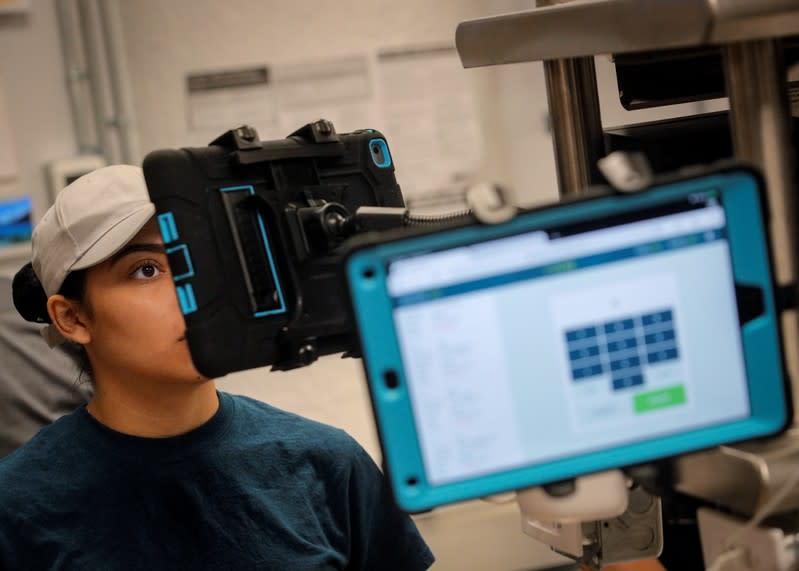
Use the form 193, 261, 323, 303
47, 295, 91, 345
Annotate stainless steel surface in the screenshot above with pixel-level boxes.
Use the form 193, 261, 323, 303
520, 486, 662, 569
456, 0, 799, 68
456, 0, 707, 67
571, 487, 662, 569
724, 37, 798, 309
712, 0, 799, 44
543, 57, 604, 194
676, 429, 799, 515
723, 39, 799, 422
597, 486, 662, 566
713, 0, 799, 19
535, 0, 578, 6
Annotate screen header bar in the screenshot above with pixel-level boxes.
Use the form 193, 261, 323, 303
387, 203, 725, 297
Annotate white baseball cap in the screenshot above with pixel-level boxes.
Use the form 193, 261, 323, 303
31, 165, 155, 345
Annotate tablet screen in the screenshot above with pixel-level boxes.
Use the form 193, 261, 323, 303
385, 190, 750, 486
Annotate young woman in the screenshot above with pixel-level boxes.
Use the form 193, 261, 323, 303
0, 165, 434, 570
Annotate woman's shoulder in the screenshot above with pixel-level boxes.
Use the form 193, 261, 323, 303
1, 409, 83, 464
223, 392, 364, 456
0, 409, 86, 504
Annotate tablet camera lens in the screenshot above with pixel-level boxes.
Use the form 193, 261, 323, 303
384, 369, 399, 389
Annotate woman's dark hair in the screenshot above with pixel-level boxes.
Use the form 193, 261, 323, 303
12, 263, 50, 324
12, 262, 94, 384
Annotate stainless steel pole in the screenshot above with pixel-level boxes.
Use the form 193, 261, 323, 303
536, 0, 605, 196
542, 57, 605, 196
723, 39, 799, 415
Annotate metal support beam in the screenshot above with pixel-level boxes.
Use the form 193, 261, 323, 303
676, 39, 799, 517
723, 39, 799, 416
724, 40, 795, 255
543, 57, 605, 196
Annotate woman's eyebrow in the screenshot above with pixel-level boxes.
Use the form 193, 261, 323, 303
108, 243, 166, 267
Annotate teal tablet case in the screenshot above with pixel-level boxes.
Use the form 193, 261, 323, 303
345, 166, 790, 513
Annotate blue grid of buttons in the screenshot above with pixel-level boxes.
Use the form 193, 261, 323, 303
564, 308, 679, 391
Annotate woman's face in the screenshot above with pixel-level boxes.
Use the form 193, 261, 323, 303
80, 218, 205, 384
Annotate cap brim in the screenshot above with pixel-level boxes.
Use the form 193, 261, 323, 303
71, 204, 156, 271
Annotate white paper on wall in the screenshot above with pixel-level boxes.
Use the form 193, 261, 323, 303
0, 0, 29, 14
186, 66, 277, 134
273, 56, 377, 138
375, 45, 483, 204
0, 72, 18, 181
183, 49, 484, 206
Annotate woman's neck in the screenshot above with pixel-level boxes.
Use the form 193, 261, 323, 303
87, 379, 219, 438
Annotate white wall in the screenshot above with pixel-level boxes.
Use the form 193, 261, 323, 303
0, 1, 79, 276
112, 0, 561, 207
0, 1, 76, 206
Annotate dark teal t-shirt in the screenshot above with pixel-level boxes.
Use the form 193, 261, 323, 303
0, 391, 434, 570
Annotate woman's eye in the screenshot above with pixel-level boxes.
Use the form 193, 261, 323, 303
132, 263, 162, 280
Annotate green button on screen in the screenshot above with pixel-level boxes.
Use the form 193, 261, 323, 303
634, 385, 686, 413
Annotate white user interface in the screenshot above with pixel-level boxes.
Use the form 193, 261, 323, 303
387, 195, 750, 485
